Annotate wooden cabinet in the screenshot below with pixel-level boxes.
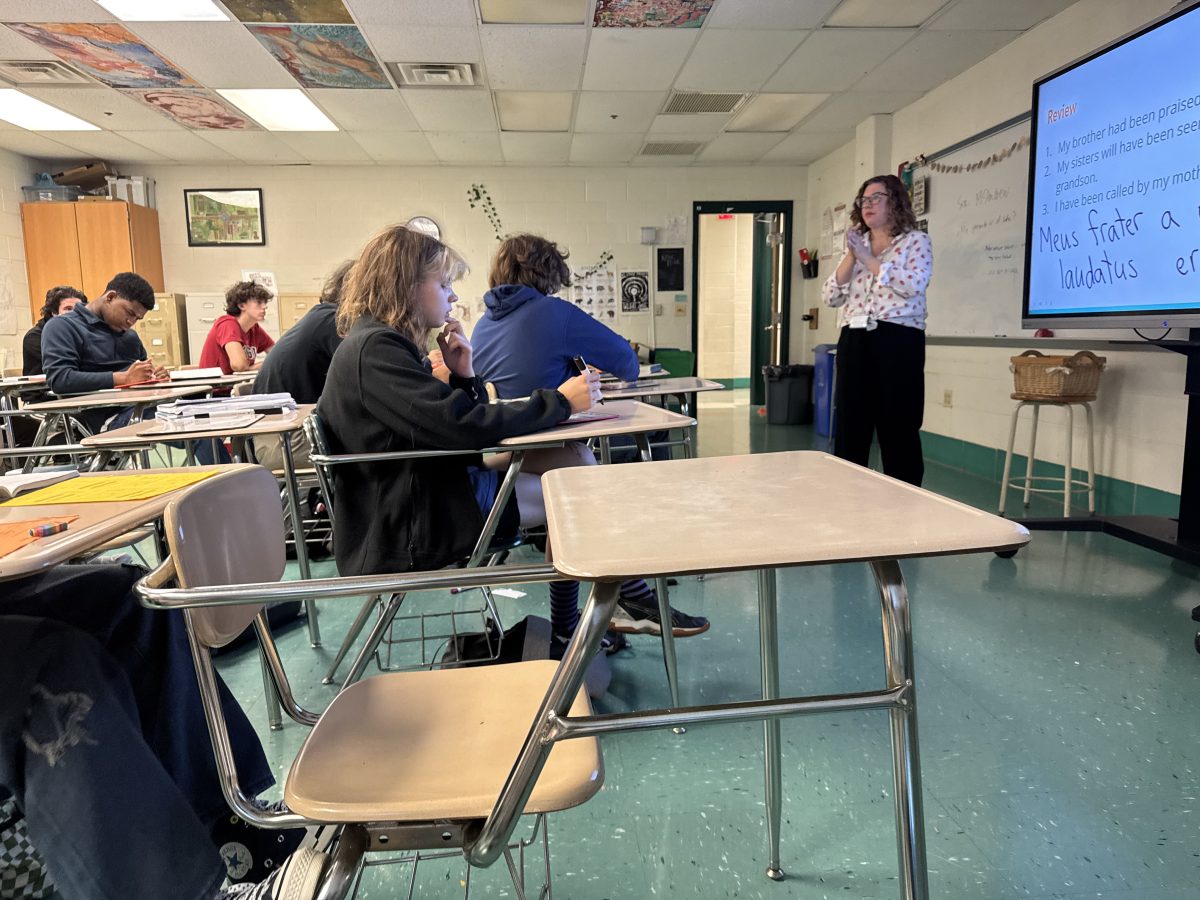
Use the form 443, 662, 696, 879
19, 200, 164, 321
277, 293, 320, 333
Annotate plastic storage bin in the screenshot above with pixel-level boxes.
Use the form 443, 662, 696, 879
762, 364, 813, 425
813, 344, 837, 437
21, 185, 81, 203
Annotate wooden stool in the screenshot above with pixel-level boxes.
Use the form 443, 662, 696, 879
998, 392, 1095, 516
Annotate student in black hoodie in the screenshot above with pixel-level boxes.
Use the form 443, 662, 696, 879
316, 225, 598, 579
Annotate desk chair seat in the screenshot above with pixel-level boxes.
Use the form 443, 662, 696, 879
145, 466, 602, 900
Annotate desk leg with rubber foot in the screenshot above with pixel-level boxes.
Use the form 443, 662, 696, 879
758, 566, 784, 881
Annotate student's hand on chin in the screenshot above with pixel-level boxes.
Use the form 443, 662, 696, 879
436, 323, 473, 378
557, 371, 598, 414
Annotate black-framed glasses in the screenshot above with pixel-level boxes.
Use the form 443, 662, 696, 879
855, 193, 888, 209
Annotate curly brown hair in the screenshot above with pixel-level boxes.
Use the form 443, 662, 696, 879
488, 233, 571, 296
336, 225, 468, 343
39, 285, 85, 323
224, 280, 272, 316
849, 174, 918, 237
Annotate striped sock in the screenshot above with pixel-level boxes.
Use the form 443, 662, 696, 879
549, 580, 580, 639
619, 579, 656, 608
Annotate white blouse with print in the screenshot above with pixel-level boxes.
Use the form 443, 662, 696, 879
821, 229, 933, 331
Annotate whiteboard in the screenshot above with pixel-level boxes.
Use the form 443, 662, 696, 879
921, 119, 1031, 337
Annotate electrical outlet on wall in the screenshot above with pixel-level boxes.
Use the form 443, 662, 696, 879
943, 389, 953, 408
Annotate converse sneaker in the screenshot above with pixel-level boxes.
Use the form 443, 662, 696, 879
215, 847, 327, 900
610, 598, 710, 637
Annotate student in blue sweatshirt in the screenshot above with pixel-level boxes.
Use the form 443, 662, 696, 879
472, 234, 709, 639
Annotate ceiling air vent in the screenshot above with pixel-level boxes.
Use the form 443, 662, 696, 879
387, 62, 480, 87
662, 92, 745, 114
0, 60, 93, 86
641, 141, 704, 156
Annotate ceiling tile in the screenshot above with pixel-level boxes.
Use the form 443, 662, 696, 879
121, 88, 259, 130
495, 91, 572, 131
275, 131, 371, 162
500, 131, 569, 162
0, 129, 80, 160
120, 129, 238, 161
705, 0, 840, 30
193, 130, 306, 163
247, 24, 389, 90
402, 88, 495, 131
426, 130, 503, 163
582, 29, 698, 91
648, 113, 726, 136
764, 29, 915, 92
18, 85, 165, 130
6, 22, 199, 89
346, 0, 478, 27
480, 25, 586, 90
359, 25, 480, 63
675, 29, 808, 92
479, 0, 587, 25
574, 90, 664, 132
308, 88, 419, 130
929, 0, 1078, 31
759, 129, 851, 164
221, 0, 352, 24
569, 132, 642, 163
853, 29, 1020, 93
0, 2, 115, 23
350, 130, 438, 162
123, 22, 296, 88
43, 129, 167, 162
825, 0, 947, 28
728, 93, 829, 132
798, 90, 924, 131
594, 0, 714, 28
0, 27, 59, 60
695, 131, 785, 162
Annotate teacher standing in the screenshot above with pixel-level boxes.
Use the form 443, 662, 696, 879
822, 174, 933, 486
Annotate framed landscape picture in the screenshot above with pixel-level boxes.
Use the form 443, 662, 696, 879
185, 188, 265, 247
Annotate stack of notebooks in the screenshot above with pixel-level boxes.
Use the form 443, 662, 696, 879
149, 393, 296, 433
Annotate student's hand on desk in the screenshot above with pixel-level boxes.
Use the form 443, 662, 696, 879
428, 348, 451, 384
436, 318, 473, 378
557, 371, 600, 414
114, 359, 156, 387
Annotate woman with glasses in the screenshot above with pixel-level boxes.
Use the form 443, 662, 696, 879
822, 174, 933, 486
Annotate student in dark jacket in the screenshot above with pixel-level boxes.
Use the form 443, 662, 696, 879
22, 285, 85, 376
316, 225, 598, 579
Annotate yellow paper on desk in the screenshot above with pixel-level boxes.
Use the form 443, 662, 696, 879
0, 471, 218, 505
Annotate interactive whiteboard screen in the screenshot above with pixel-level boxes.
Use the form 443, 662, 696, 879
1025, 2, 1200, 329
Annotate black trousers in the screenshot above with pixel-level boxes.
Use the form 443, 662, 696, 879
834, 321, 926, 486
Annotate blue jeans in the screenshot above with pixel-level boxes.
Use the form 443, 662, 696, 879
0, 614, 227, 899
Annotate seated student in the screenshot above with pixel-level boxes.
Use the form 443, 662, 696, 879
200, 281, 276, 376
251, 261, 351, 471
41, 272, 167, 434
316, 225, 597, 583
22, 285, 85, 376
0, 613, 327, 900
0, 562, 316, 897
472, 233, 709, 639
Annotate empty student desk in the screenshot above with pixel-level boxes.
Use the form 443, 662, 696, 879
23, 384, 210, 444
599, 375, 724, 457
468, 451, 1029, 900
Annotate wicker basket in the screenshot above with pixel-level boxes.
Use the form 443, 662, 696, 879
1010, 349, 1105, 401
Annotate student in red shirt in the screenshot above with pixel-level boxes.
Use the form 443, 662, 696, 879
199, 281, 276, 375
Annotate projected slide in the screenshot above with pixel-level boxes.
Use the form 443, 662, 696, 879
1027, 6, 1200, 319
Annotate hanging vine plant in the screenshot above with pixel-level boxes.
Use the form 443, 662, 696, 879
467, 183, 504, 242
571, 250, 614, 284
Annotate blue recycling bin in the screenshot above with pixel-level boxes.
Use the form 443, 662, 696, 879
813, 343, 837, 437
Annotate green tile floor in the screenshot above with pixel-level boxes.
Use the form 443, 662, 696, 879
215, 392, 1200, 899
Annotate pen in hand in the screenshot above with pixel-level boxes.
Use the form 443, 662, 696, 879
572, 355, 604, 404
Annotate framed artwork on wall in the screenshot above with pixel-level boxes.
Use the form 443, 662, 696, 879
184, 188, 266, 247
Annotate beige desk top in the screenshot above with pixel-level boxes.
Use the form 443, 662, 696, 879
499, 400, 695, 447
113, 372, 256, 391
26, 384, 209, 412
600, 376, 724, 399
543, 451, 1030, 581
80, 403, 315, 447
0, 465, 249, 582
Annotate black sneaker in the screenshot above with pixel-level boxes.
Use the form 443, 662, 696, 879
610, 598, 710, 637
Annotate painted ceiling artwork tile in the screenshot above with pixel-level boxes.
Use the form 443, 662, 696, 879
6, 22, 198, 89
221, 0, 353, 24
122, 88, 260, 130
593, 0, 714, 28
247, 23, 389, 89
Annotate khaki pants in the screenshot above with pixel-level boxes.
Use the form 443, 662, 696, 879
252, 430, 312, 472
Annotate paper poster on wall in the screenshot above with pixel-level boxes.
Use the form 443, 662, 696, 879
570, 268, 617, 320
241, 269, 277, 299
0, 262, 17, 335
656, 247, 684, 292
620, 270, 650, 314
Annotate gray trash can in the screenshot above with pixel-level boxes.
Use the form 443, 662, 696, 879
762, 364, 814, 425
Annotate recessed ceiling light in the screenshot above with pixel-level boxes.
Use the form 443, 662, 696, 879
495, 91, 572, 131
217, 89, 337, 131
479, 0, 587, 24
94, 0, 230, 21
0, 90, 98, 130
